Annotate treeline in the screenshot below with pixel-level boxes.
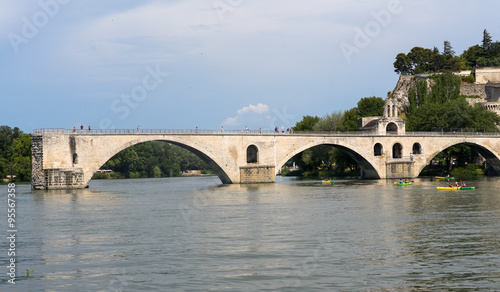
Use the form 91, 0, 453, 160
95, 141, 212, 179
394, 29, 500, 75
0, 126, 31, 182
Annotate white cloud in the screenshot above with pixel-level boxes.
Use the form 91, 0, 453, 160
223, 103, 269, 126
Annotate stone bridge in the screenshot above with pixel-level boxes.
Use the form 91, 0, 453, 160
31, 129, 500, 189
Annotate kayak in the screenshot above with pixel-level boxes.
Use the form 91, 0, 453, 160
394, 182, 412, 186
322, 180, 334, 184
437, 186, 475, 190
436, 176, 454, 180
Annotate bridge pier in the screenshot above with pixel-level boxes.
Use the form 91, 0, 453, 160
385, 160, 415, 179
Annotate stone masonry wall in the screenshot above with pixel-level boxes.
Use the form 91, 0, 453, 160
385, 161, 413, 179
460, 84, 487, 99
240, 165, 275, 183
31, 134, 45, 190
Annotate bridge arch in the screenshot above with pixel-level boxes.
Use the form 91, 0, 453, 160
277, 141, 381, 179
86, 137, 232, 185
415, 140, 500, 176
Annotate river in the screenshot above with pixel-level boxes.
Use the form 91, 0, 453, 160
2, 176, 500, 291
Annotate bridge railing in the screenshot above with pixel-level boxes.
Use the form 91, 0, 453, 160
33, 128, 500, 136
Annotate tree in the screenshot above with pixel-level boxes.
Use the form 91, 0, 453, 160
408, 47, 434, 73
462, 44, 485, 67
443, 40, 455, 57
429, 73, 461, 104
312, 111, 343, 132
393, 53, 412, 74
293, 115, 320, 131
416, 79, 428, 106
340, 108, 360, 131
482, 29, 493, 51
357, 96, 385, 117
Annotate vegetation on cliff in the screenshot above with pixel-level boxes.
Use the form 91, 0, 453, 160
394, 29, 500, 74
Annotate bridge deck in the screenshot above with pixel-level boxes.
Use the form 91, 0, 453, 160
33, 128, 500, 137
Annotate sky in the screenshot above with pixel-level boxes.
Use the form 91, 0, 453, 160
1, 0, 499, 133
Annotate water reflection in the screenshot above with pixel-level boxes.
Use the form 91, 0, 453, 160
5, 176, 500, 290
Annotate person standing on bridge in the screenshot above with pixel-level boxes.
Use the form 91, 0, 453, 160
88, 125, 91, 133
221, 126, 224, 134
137, 125, 140, 133
73, 126, 76, 134
80, 124, 84, 133
245, 126, 249, 133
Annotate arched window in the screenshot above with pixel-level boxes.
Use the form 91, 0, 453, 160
386, 122, 398, 134
247, 145, 258, 163
412, 143, 422, 155
374, 143, 383, 156
392, 143, 402, 159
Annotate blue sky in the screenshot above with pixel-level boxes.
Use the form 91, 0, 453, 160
2, 0, 499, 133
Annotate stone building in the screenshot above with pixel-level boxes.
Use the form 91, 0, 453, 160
358, 99, 406, 135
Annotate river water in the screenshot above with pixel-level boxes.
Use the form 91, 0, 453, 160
2, 176, 500, 291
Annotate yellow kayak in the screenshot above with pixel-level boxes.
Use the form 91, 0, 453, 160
437, 186, 475, 190
436, 176, 454, 180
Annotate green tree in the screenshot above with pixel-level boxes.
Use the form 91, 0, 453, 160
357, 96, 385, 117
429, 73, 461, 104
462, 44, 485, 67
293, 115, 320, 131
340, 108, 360, 131
416, 79, 428, 106
443, 40, 455, 57
312, 111, 343, 132
482, 29, 493, 51
393, 53, 412, 74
